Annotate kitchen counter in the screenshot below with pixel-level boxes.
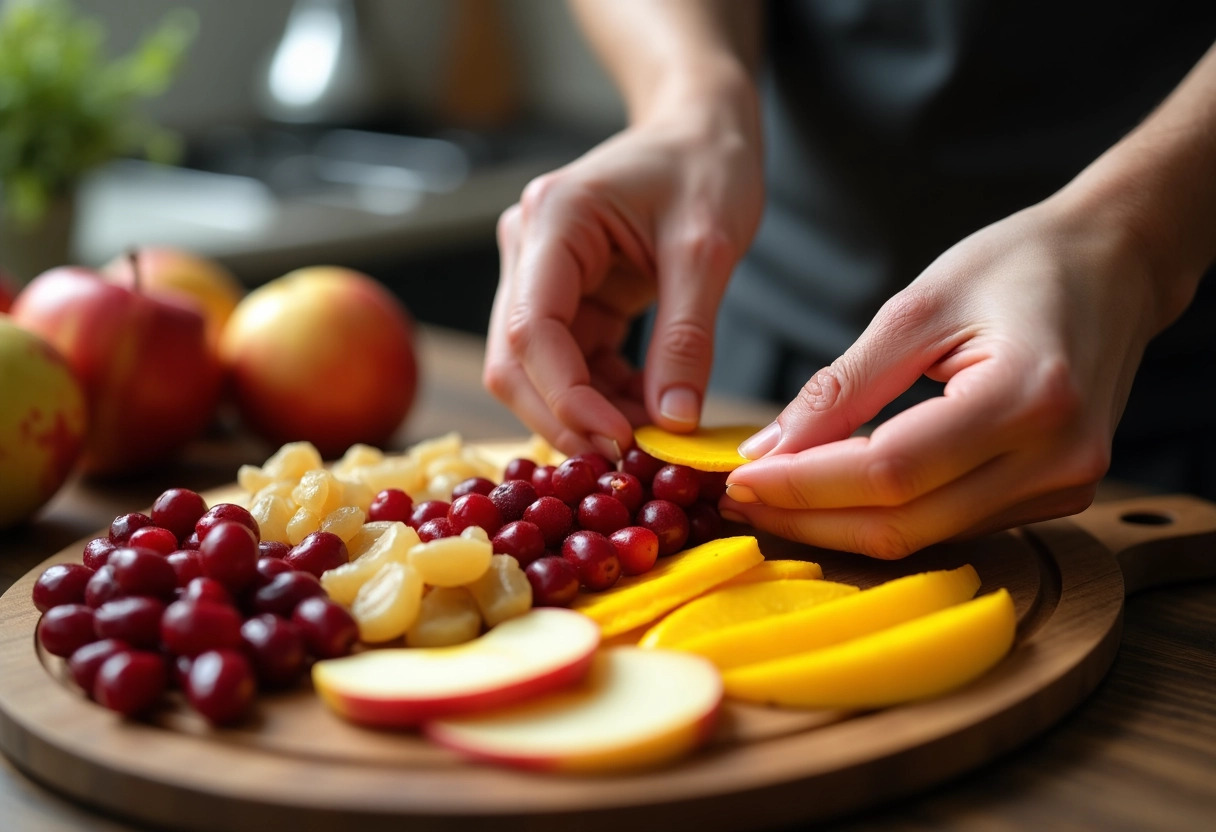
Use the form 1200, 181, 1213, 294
71, 127, 586, 282
1, 326, 1213, 831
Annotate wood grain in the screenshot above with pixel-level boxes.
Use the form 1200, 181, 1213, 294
2, 484, 1211, 831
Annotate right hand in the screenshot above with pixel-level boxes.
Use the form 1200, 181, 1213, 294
484, 111, 764, 459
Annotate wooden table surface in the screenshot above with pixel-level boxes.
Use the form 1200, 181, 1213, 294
1, 326, 1213, 832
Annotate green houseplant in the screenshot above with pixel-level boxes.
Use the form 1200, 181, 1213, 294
0, 0, 196, 280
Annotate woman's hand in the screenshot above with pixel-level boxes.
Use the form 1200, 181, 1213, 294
484, 107, 763, 458
721, 41, 1216, 557
720, 197, 1173, 557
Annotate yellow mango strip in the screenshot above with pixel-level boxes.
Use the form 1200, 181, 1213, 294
633, 425, 763, 472
718, 560, 824, 587
723, 589, 1016, 709
678, 564, 981, 671
600, 624, 651, 647
638, 579, 858, 650
572, 536, 765, 637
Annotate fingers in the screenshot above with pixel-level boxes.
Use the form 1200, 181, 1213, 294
587, 350, 649, 427
486, 134, 758, 450
720, 447, 1094, 559
721, 342, 1109, 557
487, 180, 639, 451
487, 357, 620, 457
487, 299, 624, 459
484, 204, 628, 458
643, 215, 740, 431
727, 359, 1021, 510
566, 267, 637, 360
944, 481, 1098, 542
739, 288, 966, 459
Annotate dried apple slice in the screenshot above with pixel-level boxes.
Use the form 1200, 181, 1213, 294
638, 579, 859, 650
633, 424, 762, 472
571, 536, 765, 637
320, 520, 417, 605
406, 586, 482, 648
425, 647, 722, 773
350, 561, 424, 643
723, 589, 1017, 708
678, 564, 981, 670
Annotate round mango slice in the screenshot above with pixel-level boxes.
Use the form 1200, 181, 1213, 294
633, 425, 764, 472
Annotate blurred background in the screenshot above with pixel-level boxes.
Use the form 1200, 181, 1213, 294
1, 0, 625, 334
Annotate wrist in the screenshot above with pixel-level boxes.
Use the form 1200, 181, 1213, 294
1052, 43, 1216, 333
570, 0, 762, 144
631, 58, 763, 150
1054, 150, 1212, 337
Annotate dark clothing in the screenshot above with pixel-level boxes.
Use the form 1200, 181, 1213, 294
713, 0, 1216, 498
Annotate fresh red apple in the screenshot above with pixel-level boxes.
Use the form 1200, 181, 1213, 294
312, 607, 600, 727
424, 647, 723, 773
219, 266, 418, 457
10, 266, 223, 475
102, 247, 244, 354
0, 267, 17, 313
0, 317, 88, 527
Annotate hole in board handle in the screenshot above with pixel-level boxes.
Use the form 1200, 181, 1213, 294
1120, 511, 1173, 526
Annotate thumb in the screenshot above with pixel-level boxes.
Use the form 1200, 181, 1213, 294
644, 222, 738, 432
739, 294, 948, 458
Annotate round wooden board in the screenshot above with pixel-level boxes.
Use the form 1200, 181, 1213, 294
2, 474, 1213, 831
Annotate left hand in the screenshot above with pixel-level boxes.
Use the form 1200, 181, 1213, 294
720, 197, 1166, 558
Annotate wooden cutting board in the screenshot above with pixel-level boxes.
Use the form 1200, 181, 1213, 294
1, 478, 1213, 832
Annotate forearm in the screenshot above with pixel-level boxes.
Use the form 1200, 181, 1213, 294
569, 0, 762, 137
1057, 40, 1216, 333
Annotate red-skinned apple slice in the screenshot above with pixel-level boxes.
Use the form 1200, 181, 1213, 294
312, 607, 599, 727
424, 647, 723, 773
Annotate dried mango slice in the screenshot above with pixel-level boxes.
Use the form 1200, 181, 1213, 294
677, 564, 981, 671
717, 559, 824, 587
638, 579, 859, 650
571, 536, 765, 637
633, 425, 763, 472
722, 589, 1016, 709
598, 622, 655, 647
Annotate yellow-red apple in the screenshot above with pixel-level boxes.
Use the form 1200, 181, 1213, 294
102, 247, 244, 353
220, 266, 418, 458
10, 267, 223, 476
312, 608, 600, 727
0, 268, 16, 313
0, 317, 87, 527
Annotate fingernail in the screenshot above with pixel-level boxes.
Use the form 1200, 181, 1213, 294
725, 483, 758, 503
591, 434, 622, 462
659, 385, 700, 426
738, 421, 780, 459
720, 509, 750, 525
